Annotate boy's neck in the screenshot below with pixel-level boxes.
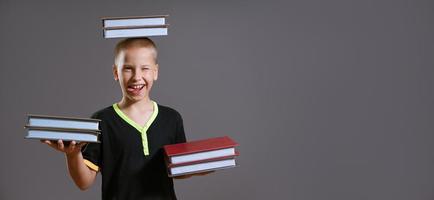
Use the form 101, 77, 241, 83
117, 97, 154, 112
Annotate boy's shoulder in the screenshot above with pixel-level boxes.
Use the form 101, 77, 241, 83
90, 105, 114, 120
157, 103, 183, 119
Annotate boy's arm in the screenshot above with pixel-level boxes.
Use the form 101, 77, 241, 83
42, 140, 97, 190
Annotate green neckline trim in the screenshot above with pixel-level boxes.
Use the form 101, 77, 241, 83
112, 101, 159, 155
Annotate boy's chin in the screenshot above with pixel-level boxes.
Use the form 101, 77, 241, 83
127, 94, 148, 102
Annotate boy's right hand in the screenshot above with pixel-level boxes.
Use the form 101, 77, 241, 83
41, 140, 87, 156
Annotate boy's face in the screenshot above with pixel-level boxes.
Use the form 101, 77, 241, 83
113, 47, 158, 102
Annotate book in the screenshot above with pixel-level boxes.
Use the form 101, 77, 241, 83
25, 114, 101, 143
101, 15, 169, 38
27, 114, 100, 131
103, 25, 168, 39
25, 126, 100, 143
102, 15, 168, 28
164, 136, 238, 164
167, 152, 239, 168
168, 158, 237, 177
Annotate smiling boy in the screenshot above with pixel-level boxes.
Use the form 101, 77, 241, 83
43, 37, 197, 199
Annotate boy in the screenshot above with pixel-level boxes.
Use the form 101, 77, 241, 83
43, 37, 207, 199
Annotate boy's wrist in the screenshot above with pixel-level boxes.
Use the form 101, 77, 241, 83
65, 151, 82, 159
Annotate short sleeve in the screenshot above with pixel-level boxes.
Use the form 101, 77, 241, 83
81, 112, 102, 172
174, 112, 187, 144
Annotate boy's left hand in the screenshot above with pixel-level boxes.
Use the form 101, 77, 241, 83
173, 171, 215, 179
193, 171, 215, 176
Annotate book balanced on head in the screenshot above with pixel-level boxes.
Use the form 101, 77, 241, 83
24, 114, 101, 143
102, 15, 169, 39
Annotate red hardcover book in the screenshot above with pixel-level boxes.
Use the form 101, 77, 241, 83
164, 136, 239, 164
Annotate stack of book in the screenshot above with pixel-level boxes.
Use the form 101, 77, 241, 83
164, 136, 239, 177
24, 114, 101, 143
102, 15, 169, 39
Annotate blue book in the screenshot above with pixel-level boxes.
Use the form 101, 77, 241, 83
25, 126, 100, 143
102, 15, 168, 28
27, 114, 100, 131
102, 15, 169, 39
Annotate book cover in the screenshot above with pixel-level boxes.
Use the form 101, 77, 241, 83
164, 136, 238, 157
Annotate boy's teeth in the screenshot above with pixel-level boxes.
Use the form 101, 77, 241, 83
130, 84, 144, 89
127, 84, 143, 94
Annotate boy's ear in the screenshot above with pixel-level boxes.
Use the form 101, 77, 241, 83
113, 65, 119, 81
154, 64, 159, 81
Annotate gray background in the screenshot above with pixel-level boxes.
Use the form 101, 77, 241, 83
1, 0, 433, 199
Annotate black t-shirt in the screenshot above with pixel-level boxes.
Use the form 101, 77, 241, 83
82, 102, 186, 200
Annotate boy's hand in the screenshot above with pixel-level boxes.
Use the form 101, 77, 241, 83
41, 140, 87, 156
192, 171, 215, 176
173, 170, 215, 179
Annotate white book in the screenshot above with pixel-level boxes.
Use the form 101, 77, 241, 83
103, 15, 167, 28
25, 127, 100, 143
169, 159, 236, 176
170, 147, 235, 164
27, 114, 100, 131
103, 26, 168, 38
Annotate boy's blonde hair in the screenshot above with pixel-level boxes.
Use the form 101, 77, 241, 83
114, 37, 158, 66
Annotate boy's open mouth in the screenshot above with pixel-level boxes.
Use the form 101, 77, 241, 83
127, 84, 145, 94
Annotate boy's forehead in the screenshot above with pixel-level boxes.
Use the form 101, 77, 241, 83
121, 47, 156, 63
123, 46, 154, 55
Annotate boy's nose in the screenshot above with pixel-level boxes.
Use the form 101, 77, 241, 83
133, 70, 143, 80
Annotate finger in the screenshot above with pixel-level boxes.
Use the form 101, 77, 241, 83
173, 174, 193, 179
42, 140, 52, 145
197, 171, 214, 176
43, 140, 57, 148
77, 142, 88, 149
42, 140, 57, 149
45, 140, 64, 151
57, 140, 64, 150
65, 140, 75, 151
